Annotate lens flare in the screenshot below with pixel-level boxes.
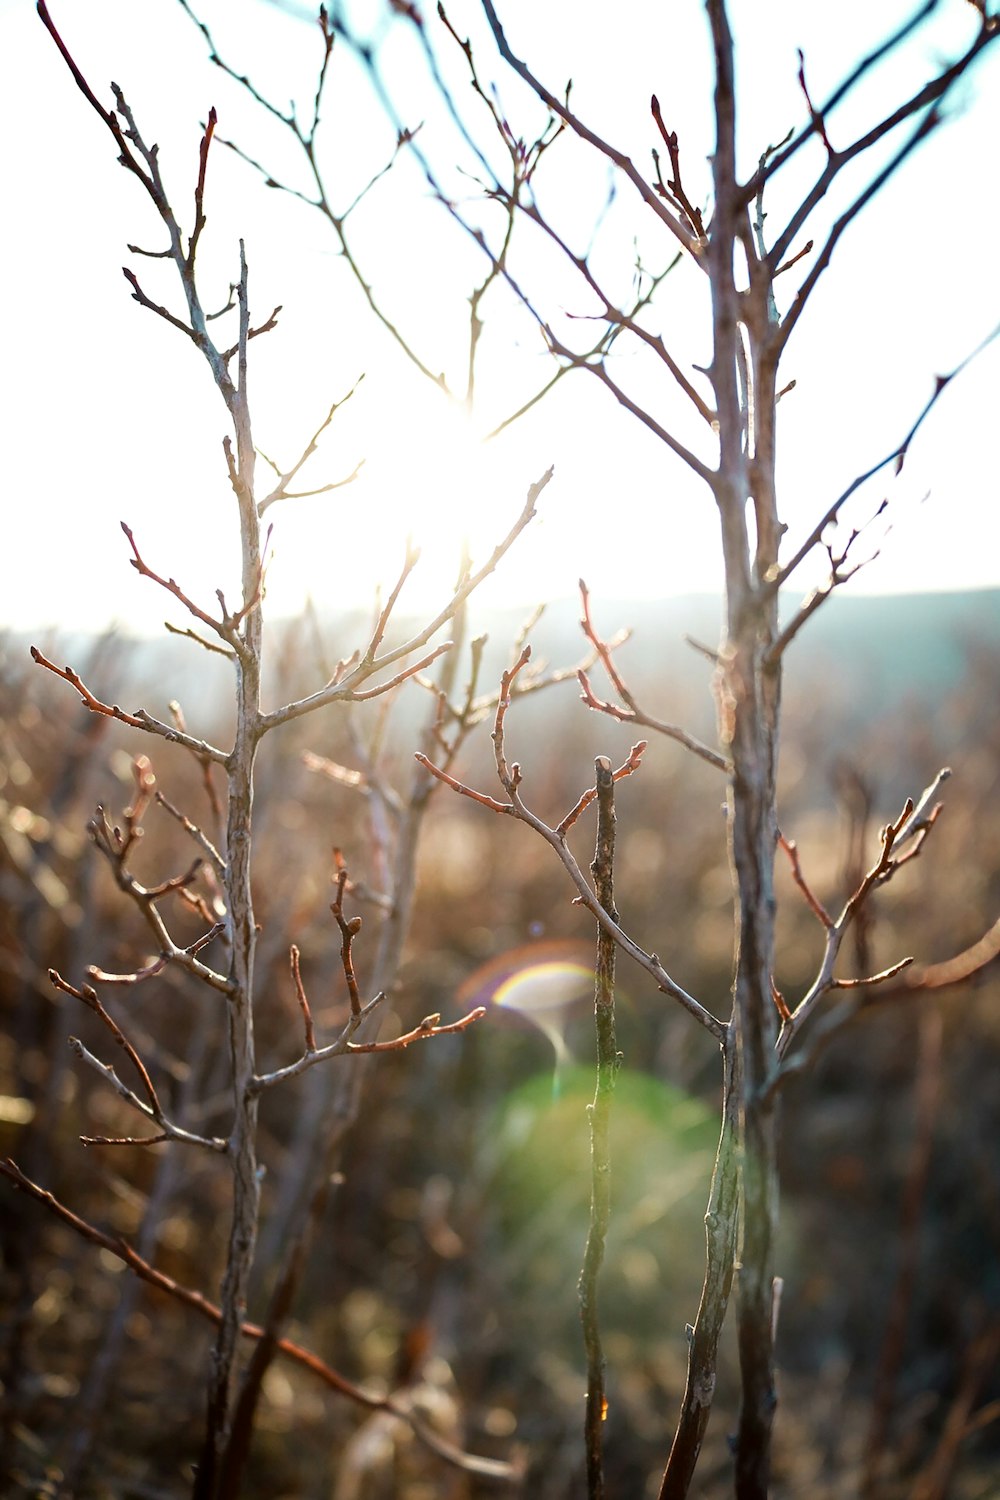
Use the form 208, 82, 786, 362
492, 960, 594, 1017
458, 942, 594, 1092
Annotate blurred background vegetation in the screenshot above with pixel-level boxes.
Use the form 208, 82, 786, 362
1, 586, 998, 1498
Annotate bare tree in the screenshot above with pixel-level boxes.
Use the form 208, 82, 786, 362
3, 5, 556, 1495
319, 2, 1000, 1495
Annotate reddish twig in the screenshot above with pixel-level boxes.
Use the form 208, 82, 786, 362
348, 644, 454, 700
412, 754, 511, 815
331, 849, 364, 1017
87, 956, 168, 986
878, 916, 1000, 997
85, 792, 233, 998
650, 96, 706, 237
0, 1159, 517, 1482
347, 1007, 486, 1053
773, 775, 955, 1081
30, 647, 148, 729
30, 646, 228, 763
577, 582, 729, 773
188, 104, 216, 264
556, 741, 648, 836
290, 944, 317, 1052
911, 1322, 1000, 1500
49, 968, 162, 1119
416, 658, 725, 1040
220, 304, 282, 364
796, 49, 834, 154
778, 831, 833, 927
121, 522, 230, 640
830, 958, 914, 990
770, 977, 791, 1024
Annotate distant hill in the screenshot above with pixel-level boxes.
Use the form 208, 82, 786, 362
9, 589, 997, 740
452, 587, 999, 726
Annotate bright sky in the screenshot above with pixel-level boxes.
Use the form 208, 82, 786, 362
3, 0, 999, 637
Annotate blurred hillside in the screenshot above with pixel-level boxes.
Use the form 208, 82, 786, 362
1, 586, 998, 1498
18, 587, 997, 733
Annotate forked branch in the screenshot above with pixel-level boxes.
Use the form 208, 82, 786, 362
253, 852, 488, 1091
577, 581, 729, 773
259, 469, 552, 730
769, 327, 1000, 592
775, 771, 953, 1070
417, 649, 725, 1039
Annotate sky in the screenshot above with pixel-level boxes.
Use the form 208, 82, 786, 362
2, 0, 999, 639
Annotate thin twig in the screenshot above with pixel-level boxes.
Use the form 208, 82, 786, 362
416, 653, 725, 1040
768, 327, 1000, 592
260, 470, 551, 730
30, 647, 229, 763
577, 581, 729, 773
289, 945, 316, 1053
774, 776, 953, 1074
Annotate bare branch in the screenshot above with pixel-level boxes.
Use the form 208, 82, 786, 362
346, 1006, 486, 1052
577, 581, 729, 771
541, 323, 715, 482
479, 0, 701, 259
66, 1030, 225, 1153
766, 15, 1000, 266
778, 831, 833, 928
795, 49, 834, 157
650, 96, 707, 240
154, 789, 227, 875
260, 469, 551, 730
413, 752, 511, 815
769, 324, 1000, 591
746, 2, 945, 196
180, 0, 452, 394
87, 799, 234, 996
556, 741, 647, 837
50, 968, 162, 1117
0, 1160, 520, 1482
121, 522, 232, 641
164, 621, 236, 659
510, 198, 712, 426
220, 304, 282, 363
775, 105, 940, 357
881, 916, 1000, 997
122, 267, 202, 340
29, 646, 230, 763
775, 777, 952, 1065
830, 956, 914, 989
417, 650, 725, 1039
258, 379, 365, 515
331, 849, 365, 1018
766, 499, 888, 662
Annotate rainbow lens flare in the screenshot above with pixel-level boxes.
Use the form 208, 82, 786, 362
458, 942, 594, 1090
